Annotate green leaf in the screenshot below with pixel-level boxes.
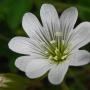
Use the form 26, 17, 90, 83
77, 5, 90, 21
7, 0, 33, 29
0, 0, 33, 29
77, 0, 90, 7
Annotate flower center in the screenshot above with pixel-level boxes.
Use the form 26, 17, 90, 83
43, 32, 70, 63
44, 40, 69, 63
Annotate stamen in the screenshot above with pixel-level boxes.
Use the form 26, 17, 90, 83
55, 32, 63, 37
54, 56, 58, 61
55, 47, 59, 55
45, 51, 48, 54
64, 49, 68, 54
40, 33, 70, 63
49, 55, 53, 60
40, 42, 45, 45
61, 55, 67, 60
50, 40, 56, 44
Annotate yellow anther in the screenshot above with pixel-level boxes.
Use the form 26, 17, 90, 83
55, 47, 59, 54
64, 49, 68, 54
61, 55, 67, 60
54, 56, 58, 61
49, 55, 53, 60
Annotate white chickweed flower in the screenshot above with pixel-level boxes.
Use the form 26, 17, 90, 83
8, 4, 90, 85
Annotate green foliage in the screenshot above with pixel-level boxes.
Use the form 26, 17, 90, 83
0, 0, 33, 29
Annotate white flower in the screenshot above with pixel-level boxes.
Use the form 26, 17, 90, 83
8, 4, 90, 85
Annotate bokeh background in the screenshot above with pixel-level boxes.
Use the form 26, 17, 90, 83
0, 0, 90, 90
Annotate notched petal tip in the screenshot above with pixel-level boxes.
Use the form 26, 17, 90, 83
22, 12, 34, 25
22, 11, 43, 38
40, 3, 56, 13
8, 37, 17, 50
75, 21, 90, 32
48, 62, 69, 85
15, 56, 31, 72
25, 59, 52, 79
69, 50, 90, 66
63, 6, 78, 17
8, 37, 31, 55
69, 7, 77, 10
8, 37, 21, 53
22, 12, 32, 20
66, 7, 78, 12
41, 3, 54, 8
65, 6, 78, 16
40, 3, 60, 33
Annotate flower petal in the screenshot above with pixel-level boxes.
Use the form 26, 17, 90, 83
40, 4, 60, 40
8, 36, 45, 56
60, 7, 78, 41
8, 37, 31, 55
70, 22, 90, 50
25, 59, 52, 79
70, 50, 90, 66
48, 61, 69, 85
22, 13, 43, 38
15, 56, 36, 72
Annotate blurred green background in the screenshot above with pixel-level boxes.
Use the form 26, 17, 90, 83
0, 0, 90, 90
